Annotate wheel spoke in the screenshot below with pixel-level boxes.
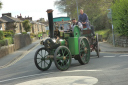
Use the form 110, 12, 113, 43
65, 53, 69, 57
41, 61, 42, 68
36, 58, 41, 59
38, 53, 43, 58
56, 56, 63, 60
38, 60, 42, 65
44, 60, 49, 65
44, 60, 45, 68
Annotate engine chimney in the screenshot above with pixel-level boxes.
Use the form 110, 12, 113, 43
46, 9, 54, 38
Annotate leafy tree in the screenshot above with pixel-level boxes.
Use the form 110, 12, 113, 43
111, 0, 128, 36
22, 20, 32, 32
54, 0, 113, 30
0, 1, 2, 9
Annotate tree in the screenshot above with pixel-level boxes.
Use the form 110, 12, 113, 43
54, 0, 113, 30
22, 20, 31, 32
111, 0, 128, 36
0, 1, 2, 9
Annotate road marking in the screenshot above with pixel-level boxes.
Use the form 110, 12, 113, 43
0, 72, 54, 83
103, 56, 115, 58
15, 76, 98, 85
0, 43, 40, 69
119, 55, 128, 57
64, 70, 102, 73
0, 69, 101, 83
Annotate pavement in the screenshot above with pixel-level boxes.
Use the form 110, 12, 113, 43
0, 37, 48, 67
0, 40, 128, 85
100, 41, 128, 53
0, 40, 128, 67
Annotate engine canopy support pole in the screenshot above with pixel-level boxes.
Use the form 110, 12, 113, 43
46, 9, 54, 38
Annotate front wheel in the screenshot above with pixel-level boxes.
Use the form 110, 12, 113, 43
54, 46, 71, 71
34, 47, 52, 71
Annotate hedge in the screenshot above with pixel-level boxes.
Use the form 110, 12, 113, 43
111, 0, 128, 36
0, 31, 4, 40
0, 40, 5, 47
4, 37, 13, 45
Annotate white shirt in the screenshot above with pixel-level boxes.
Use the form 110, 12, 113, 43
71, 22, 83, 32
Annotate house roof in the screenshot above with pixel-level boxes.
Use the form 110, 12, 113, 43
1, 15, 22, 23
0, 18, 8, 23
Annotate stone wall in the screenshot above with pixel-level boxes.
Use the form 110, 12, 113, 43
0, 34, 32, 58
0, 44, 15, 58
107, 35, 128, 47
14, 34, 32, 50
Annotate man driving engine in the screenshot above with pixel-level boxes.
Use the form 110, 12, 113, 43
70, 18, 83, 32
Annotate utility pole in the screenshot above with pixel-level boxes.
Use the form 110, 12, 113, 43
107, 9, 115, 46
75, 0, 79, 20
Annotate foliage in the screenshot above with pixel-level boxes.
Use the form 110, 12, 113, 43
4, 37, 13, 45
22, 32, 27, 34
0, 31, 4, 40
22, 20, 32, 32
95, 29, 111, 39
30, 33, 36, 38
54, 0, 113, 30
3, 30, 14, 37
111, 0, 128, 36
0, 40, 5, 47
0, 1, 2, 9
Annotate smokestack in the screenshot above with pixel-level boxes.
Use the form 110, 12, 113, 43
46, 9, 54, 38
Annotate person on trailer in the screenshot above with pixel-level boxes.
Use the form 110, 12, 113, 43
70, 18, 83, 32
89, 22, 95, 36
78, 9, 90, 29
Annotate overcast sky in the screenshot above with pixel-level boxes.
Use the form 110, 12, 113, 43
0, 0, 67, 20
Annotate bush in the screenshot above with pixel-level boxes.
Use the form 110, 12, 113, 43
111, 0, 128, 36
0, 31, 4, 40
95, 29, 111, 39
4, 37, 13, 45
0, 40, 5, 47
22, 32, 27, 34
3, 30, 14, 37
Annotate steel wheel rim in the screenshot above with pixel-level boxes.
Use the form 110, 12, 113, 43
35, 48, 52, 71
80, 38, 90, 63
55, 47, 71, 70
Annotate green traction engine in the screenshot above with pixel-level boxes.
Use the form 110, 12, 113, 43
34, 9, 90, 71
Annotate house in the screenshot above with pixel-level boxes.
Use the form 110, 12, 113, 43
0, 18, 7, 31
1, 13, 24, 34
30, 21, 38, 34
17, 14, 32, 21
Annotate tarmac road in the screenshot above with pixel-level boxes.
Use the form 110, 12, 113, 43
0, 43, 128, 85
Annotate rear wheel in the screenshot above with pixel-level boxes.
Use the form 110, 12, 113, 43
78, 37, 90, 65
34, 47, 52, 71
54, 46, 71, 71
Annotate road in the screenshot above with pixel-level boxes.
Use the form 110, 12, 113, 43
0, 44, 128, 85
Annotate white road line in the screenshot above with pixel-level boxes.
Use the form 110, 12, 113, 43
103, 56, 115, 58
0, 69, 102, 83
119, 55, 128, 57
0, 72, 54, 83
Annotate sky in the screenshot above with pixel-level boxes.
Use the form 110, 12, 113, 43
0, 0, 67, 21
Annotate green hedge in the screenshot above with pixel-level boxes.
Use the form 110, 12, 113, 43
3, 30, 14, 37
111, 0, 128, 36
4, 37, 13, 45
0, 40, 5, 46
0, 31, 4, 40
22, 32, 27, 34
95, 29, 111, 39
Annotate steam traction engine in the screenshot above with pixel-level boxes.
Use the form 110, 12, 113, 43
34, 9, 91, 71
